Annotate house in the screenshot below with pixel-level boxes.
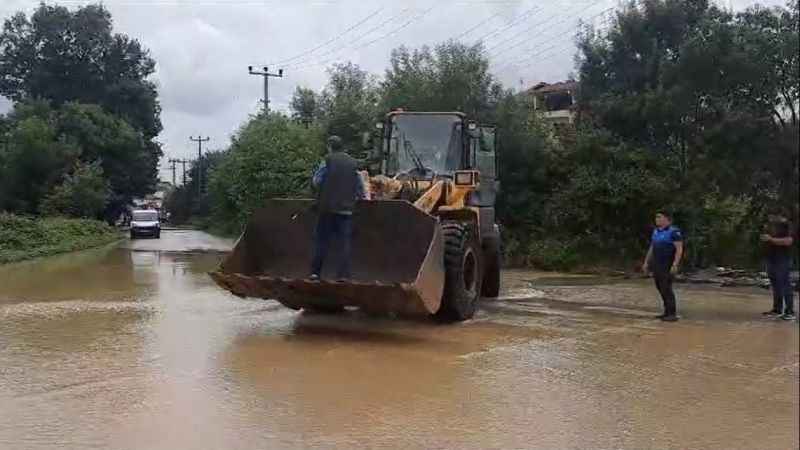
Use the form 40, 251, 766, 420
526, 80, 578, 126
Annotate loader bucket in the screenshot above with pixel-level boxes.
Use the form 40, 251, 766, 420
209, 199, 445, 316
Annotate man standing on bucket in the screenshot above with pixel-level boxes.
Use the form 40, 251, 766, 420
642, 211, 684, 322
309, 135, 369, 281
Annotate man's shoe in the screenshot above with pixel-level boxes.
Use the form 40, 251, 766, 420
781, 313, 796, 321
308, 274, 320, 281
762, 310, 781, 317
654, 313, 667, 319
660, 315, 679, 322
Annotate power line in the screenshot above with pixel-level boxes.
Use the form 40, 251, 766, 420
512, 45, 578, 81
508, 8, 618, 81
284, 7, 413, 70
496, 38, 579, 76
290, 6, 436, 72
492, 7, 613, 73
470, 3, 542, 44
527, 15, 613, 69
354, 6, 437, 50
448, 10, 505, 41
487, 0, 604, 55
491, 4, 610, 65
269, 6, 386, 66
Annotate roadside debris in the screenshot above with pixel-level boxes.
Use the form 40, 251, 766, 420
675, 267, 799, 290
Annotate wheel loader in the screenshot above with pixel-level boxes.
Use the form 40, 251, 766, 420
209, 110, 501, 321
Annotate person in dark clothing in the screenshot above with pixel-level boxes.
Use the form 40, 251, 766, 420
761, 210, 795, 321
642, 211, 684, 322
309, 135, 369, 281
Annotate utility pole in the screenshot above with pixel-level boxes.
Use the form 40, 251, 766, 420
167, 158, 178, 186
189, 136, 210, 195
248, 66, 284, 114
176, 159, 190, 186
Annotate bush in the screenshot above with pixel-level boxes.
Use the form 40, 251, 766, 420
504, 231, 580, 271
40, 160, 110, 218
208, 114, 324, 230
0, 213, 120, 264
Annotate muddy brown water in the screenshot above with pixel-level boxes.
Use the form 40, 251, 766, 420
0, 230, 797, 450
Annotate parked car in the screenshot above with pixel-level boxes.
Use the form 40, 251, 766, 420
130, 209, 161, 239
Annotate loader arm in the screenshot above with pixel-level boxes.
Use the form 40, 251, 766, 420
412, 176, 477, 215
413, 180, 445, 213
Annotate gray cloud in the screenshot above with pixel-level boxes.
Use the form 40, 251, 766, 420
0, 0, 786, 182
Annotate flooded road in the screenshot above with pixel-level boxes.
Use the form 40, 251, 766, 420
0, 230, 797, 450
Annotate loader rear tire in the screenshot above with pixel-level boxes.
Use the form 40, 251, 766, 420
436, 222, 481, 322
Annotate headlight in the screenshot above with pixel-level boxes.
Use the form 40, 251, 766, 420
454, 171, 478, 186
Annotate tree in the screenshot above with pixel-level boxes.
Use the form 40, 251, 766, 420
317, 62, 380, 155
578, 0, 797, 186
0, 4, 161, 136
41, 160, 110, 218
381, 41, 503, 121
163, 150, 227, 224
734, 1, 799, 128
0, 112, 78, 213
575, 0, 799, 266
545, 130, 670, 249
493, 90, 557, 231
0, 100, 155, 219
56, 102, 157, 207
289, 87, 319, 126
0, 3, 163, 211
208, 114, 323, 230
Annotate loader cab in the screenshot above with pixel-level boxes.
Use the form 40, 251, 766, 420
382, 112, 463, 178
376, 111, 497, 187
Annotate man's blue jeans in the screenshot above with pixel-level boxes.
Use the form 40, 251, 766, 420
767, 258, 794, 314
311, 212, 353, 279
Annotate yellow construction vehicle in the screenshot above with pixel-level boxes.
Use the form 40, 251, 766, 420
210, 111, 501, 321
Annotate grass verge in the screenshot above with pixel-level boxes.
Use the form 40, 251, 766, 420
0, 213, 122, 264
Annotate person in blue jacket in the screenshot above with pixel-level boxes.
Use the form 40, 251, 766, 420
642, 211, 684, 322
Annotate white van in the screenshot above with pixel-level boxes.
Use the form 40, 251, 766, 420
130, 209, 161, 239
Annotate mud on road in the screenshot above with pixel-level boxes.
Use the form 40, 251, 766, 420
0, 230, 797, 450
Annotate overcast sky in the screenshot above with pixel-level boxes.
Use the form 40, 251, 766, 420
0, 0, 786, 183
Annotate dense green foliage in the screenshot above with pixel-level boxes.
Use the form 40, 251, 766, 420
0, 3, 162, 220
207, 115, 323, 229
0, 3, 161, 138
161, 151, 226, 226
41, 161, 110, 218
306, 62, 379, 156
574, 0, 798, 267
381, 42, 504, 121
0, 213, 120, 264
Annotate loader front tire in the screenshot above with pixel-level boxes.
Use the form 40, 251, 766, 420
436, 222, 481, 322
